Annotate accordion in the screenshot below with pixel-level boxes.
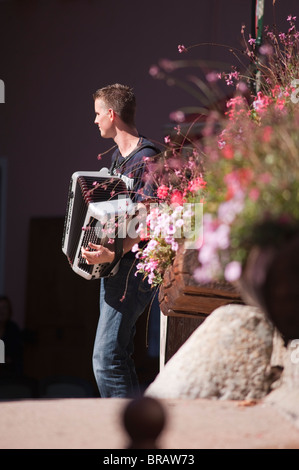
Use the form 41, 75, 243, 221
62, 170, 134, 280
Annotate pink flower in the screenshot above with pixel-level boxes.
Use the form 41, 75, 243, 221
171, 190, 184, 205
218, 137, 226, 149
169, 110, 185, 122
164, 135, 171, 144
222, 144, 234, 159
236, 81, 249, 94
147, 239, 158, 251
218, 196, 244, 224
171, 240, 179, 251
188, 176, 207, 193
149, 65, 160, 77
175, 218, 184, 228
157, 184, 169, 199
249, 188, 260, 201
178, 44, 187, 53
275, 98, 286, 111
224, 169, 253, 199
206, 71, 220, 83
252, 92, 272, 113
225, 95, 248, 119
259, 44, 273, 56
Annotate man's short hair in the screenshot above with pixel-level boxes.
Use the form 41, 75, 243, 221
93, 83, 136, 127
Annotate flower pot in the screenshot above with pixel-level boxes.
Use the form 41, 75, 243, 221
159, 244, 242, 318
238, 233, 299, 342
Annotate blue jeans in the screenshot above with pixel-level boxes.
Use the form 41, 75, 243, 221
92, 257, 155, 398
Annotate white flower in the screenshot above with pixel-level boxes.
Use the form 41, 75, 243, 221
131, 243, 139, 253
224, 261, 242, 282
147, 239, 158, 250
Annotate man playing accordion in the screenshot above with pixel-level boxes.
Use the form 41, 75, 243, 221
81, 84, 159, 398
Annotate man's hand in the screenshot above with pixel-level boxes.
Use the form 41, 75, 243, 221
81, 242, 115, 265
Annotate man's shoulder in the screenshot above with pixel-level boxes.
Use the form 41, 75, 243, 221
139, 137, 160, 151
132, 138, 160, 160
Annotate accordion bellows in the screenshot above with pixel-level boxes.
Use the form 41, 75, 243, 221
62, 170, 133, 280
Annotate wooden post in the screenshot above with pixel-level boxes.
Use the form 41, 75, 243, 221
159, 245, 243, 364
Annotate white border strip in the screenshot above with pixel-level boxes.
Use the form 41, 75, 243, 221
0, 157, 7, 295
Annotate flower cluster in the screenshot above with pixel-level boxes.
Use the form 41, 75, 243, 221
133, 140, 207, 285
194, 15, 299, 283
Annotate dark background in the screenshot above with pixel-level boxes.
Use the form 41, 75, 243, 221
0, 0, 297, 395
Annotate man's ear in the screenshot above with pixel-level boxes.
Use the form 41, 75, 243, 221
108, 108, 116, 122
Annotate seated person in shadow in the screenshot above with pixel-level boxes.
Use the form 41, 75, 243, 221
0, 296, 23, 378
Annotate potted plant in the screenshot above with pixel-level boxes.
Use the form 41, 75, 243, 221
133, 15, 299, 335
